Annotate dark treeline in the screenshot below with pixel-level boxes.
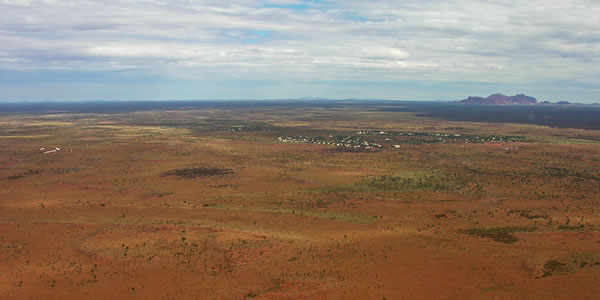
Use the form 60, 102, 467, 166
1, 100, 599, 130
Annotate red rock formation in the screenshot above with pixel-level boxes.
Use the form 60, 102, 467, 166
458, 93, 538, 104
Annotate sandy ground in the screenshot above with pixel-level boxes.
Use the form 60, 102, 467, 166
1, 107, 599, 299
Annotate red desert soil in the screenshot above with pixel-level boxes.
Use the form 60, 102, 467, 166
1, 106, 599, 299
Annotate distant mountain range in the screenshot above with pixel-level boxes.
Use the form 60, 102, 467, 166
457, 93, 539, 105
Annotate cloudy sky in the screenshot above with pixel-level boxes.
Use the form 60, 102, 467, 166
1, 0, 599, 102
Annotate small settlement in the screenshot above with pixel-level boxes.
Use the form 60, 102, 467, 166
278, 130, 525, 149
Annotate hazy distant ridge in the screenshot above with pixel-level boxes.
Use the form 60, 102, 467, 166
458, 93, 538, 105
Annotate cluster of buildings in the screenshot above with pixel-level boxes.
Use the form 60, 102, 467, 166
278, 130, 525, 149
277, 135, 382, 149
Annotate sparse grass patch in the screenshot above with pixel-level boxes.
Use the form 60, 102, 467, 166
7, 169, 42, 180
160, 167, 233, 179
531, 136, 600, 145
210, 205, 376, 224
558, 224, 585, 231
542, 260, 570, 277
459, 226, 537, 244
316, 170, 468, 194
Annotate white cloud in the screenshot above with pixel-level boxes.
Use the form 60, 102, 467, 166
0, 0, 599, 96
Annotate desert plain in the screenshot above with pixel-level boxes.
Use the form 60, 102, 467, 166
0, 101, 599, 299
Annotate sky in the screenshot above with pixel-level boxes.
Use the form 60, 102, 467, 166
0, 0, 599, 102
